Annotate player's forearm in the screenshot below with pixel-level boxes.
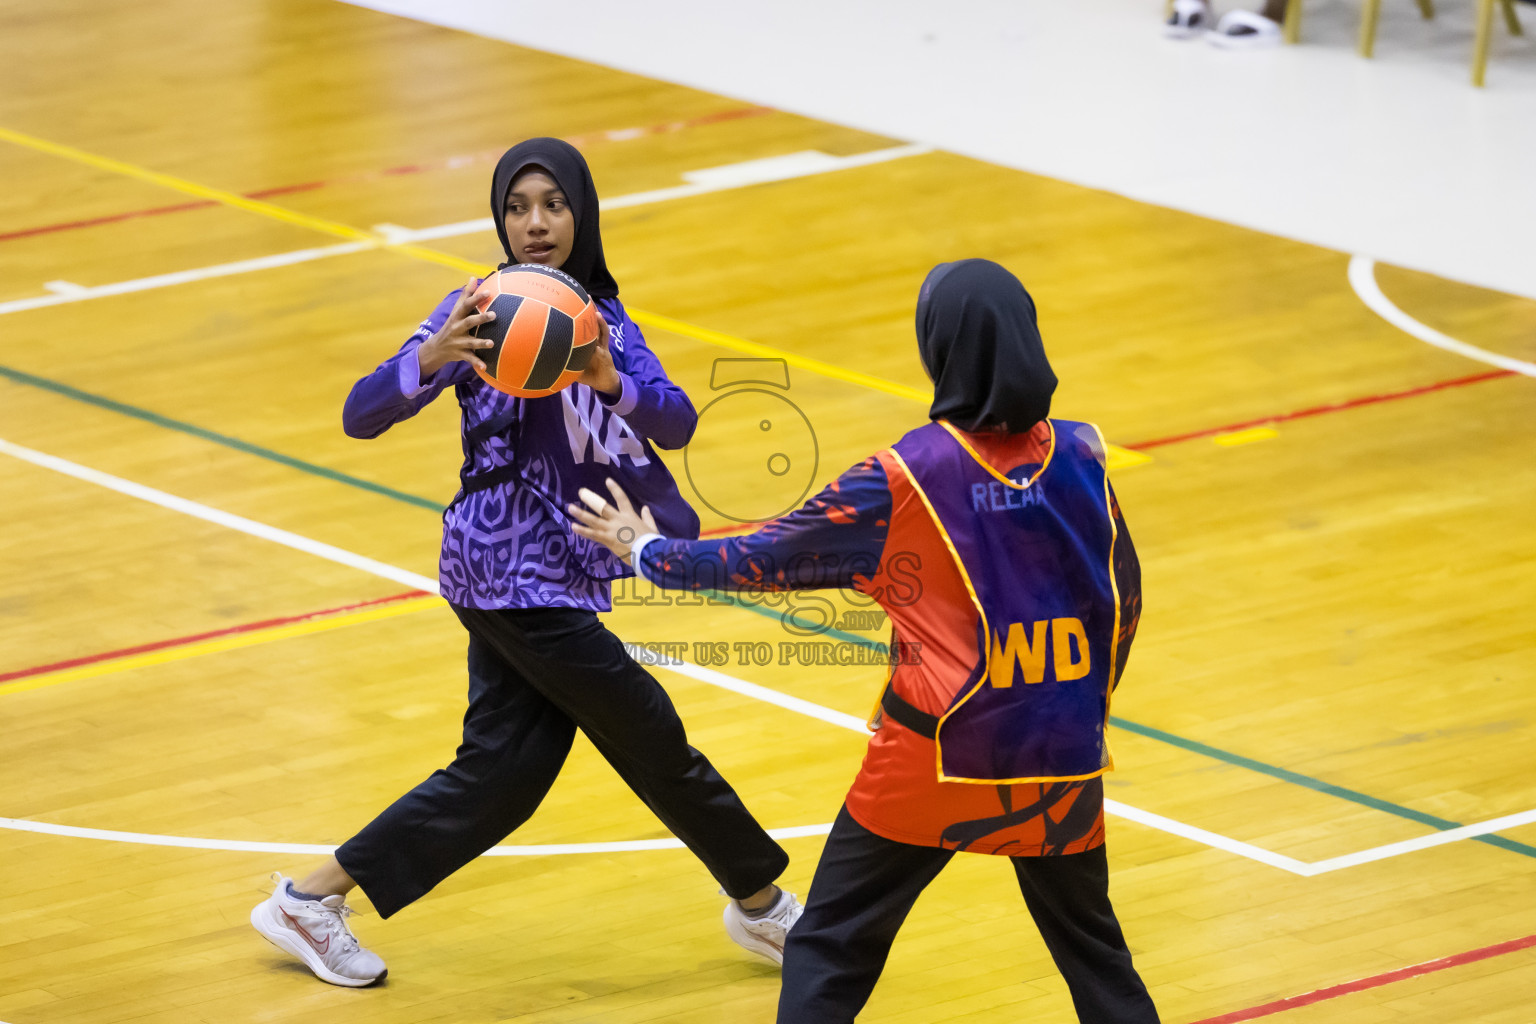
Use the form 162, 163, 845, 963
610, 379, 697, 450
343, 351, 426, 438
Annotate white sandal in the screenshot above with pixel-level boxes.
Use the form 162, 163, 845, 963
1208, 9, 1283, 48
1165, 0, 1214, 38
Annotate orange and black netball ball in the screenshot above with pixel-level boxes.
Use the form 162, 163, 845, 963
469, 265, 603, 397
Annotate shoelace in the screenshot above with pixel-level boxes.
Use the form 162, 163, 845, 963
746, 900, 798, 934
324, 904, 362, 955
271, 874, 362, 955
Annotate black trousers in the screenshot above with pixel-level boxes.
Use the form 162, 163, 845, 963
778, 806, 1159, 1024
335, 605, 789, 919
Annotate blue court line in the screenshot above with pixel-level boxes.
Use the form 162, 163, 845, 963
6, 361, 1533, 860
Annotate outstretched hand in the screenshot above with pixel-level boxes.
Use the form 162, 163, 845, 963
569, 478, 658, 563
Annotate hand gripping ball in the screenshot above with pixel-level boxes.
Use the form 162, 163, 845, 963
469, 264, 603, 398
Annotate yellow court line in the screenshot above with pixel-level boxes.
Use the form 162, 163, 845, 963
1214, 426, 1280, 447
625, 307, 931, 403
1106, 445, 1155, 471
0, 126, 373, 243
1, 595, 445, 697
0, 125, 480, 276
0, 125, 928, 399
1, 124, 1152, 468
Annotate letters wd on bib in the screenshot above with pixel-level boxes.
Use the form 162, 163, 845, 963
617, 259, 1158, 1023
885, 417, 1119, 785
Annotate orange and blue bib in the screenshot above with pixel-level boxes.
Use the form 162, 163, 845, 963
885, 419, 1120, 784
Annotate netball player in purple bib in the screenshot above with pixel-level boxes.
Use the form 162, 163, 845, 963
250, 139, 800, 987
574, 260, 1159, 1023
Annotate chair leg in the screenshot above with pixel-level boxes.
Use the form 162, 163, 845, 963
1474, 0, 1494, 86
1283, 0, 1303, 43
1501, 0, 1524, 36
1360, 0, 1383, 56
1415, 0, 1435, 19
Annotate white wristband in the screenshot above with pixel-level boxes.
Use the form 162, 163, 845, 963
628, 532, 664, 575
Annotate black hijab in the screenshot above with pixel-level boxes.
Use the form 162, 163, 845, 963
490, 138, 619, 299
915, 259, 1057, 434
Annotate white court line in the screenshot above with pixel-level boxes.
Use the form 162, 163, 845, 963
0, 241, 375, 318
661, 660, 869, 733
372, 145, 931, 244
1103, 801, 1314, 876
1348, 256, 1536, 378
0, 436, 1264, 866
0, 815, 833, 857
2, 437, 1531, 875
0, 438, 436, 595
662, 664, 1536, 877
1303, 807, 1536, 875
0, 145, 929, 318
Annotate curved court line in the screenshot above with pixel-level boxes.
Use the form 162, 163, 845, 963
0, 807, 1300, 870
0, 816, 832, 857
0, 435, 1280, 870
1348, 256, 1536, 377
4, 436, 1534, 875
4, 796, 1530, 877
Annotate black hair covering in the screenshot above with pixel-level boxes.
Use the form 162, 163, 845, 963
915, 259, 1057, 434
490, 138, 619, 299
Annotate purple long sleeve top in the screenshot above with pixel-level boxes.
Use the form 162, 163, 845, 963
344, 287, 700, 611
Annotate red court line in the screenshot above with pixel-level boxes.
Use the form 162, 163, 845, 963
0, 590, 426, 686
1187, 932, 1536, 1024
0, 199, 221, 242
1127, 368, 1516, 451
0, 105, 774, 244
697, 367, 1521, 534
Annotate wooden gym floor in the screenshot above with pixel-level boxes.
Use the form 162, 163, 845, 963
1, 2, 1534, 1021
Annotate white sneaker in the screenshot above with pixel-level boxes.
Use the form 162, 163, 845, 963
251, 874, 387, 987
1165, 0, 1213, 38
1208, 10, 1283, 48
723, 889, 804, 966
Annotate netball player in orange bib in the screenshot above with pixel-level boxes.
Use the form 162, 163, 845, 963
573, 259, 1160, 1023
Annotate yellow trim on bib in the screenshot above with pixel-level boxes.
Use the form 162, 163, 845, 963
886, 424, 1118, 785
935, 419, 1055, 490
888, 442, 1109, 785
1092, 422, 1118, 775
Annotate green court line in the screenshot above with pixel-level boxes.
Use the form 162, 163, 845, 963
773, 614, 1536, 860
0, 363, 445, 512
6, 359, 1533, 861
1110, 717, 1536, 859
